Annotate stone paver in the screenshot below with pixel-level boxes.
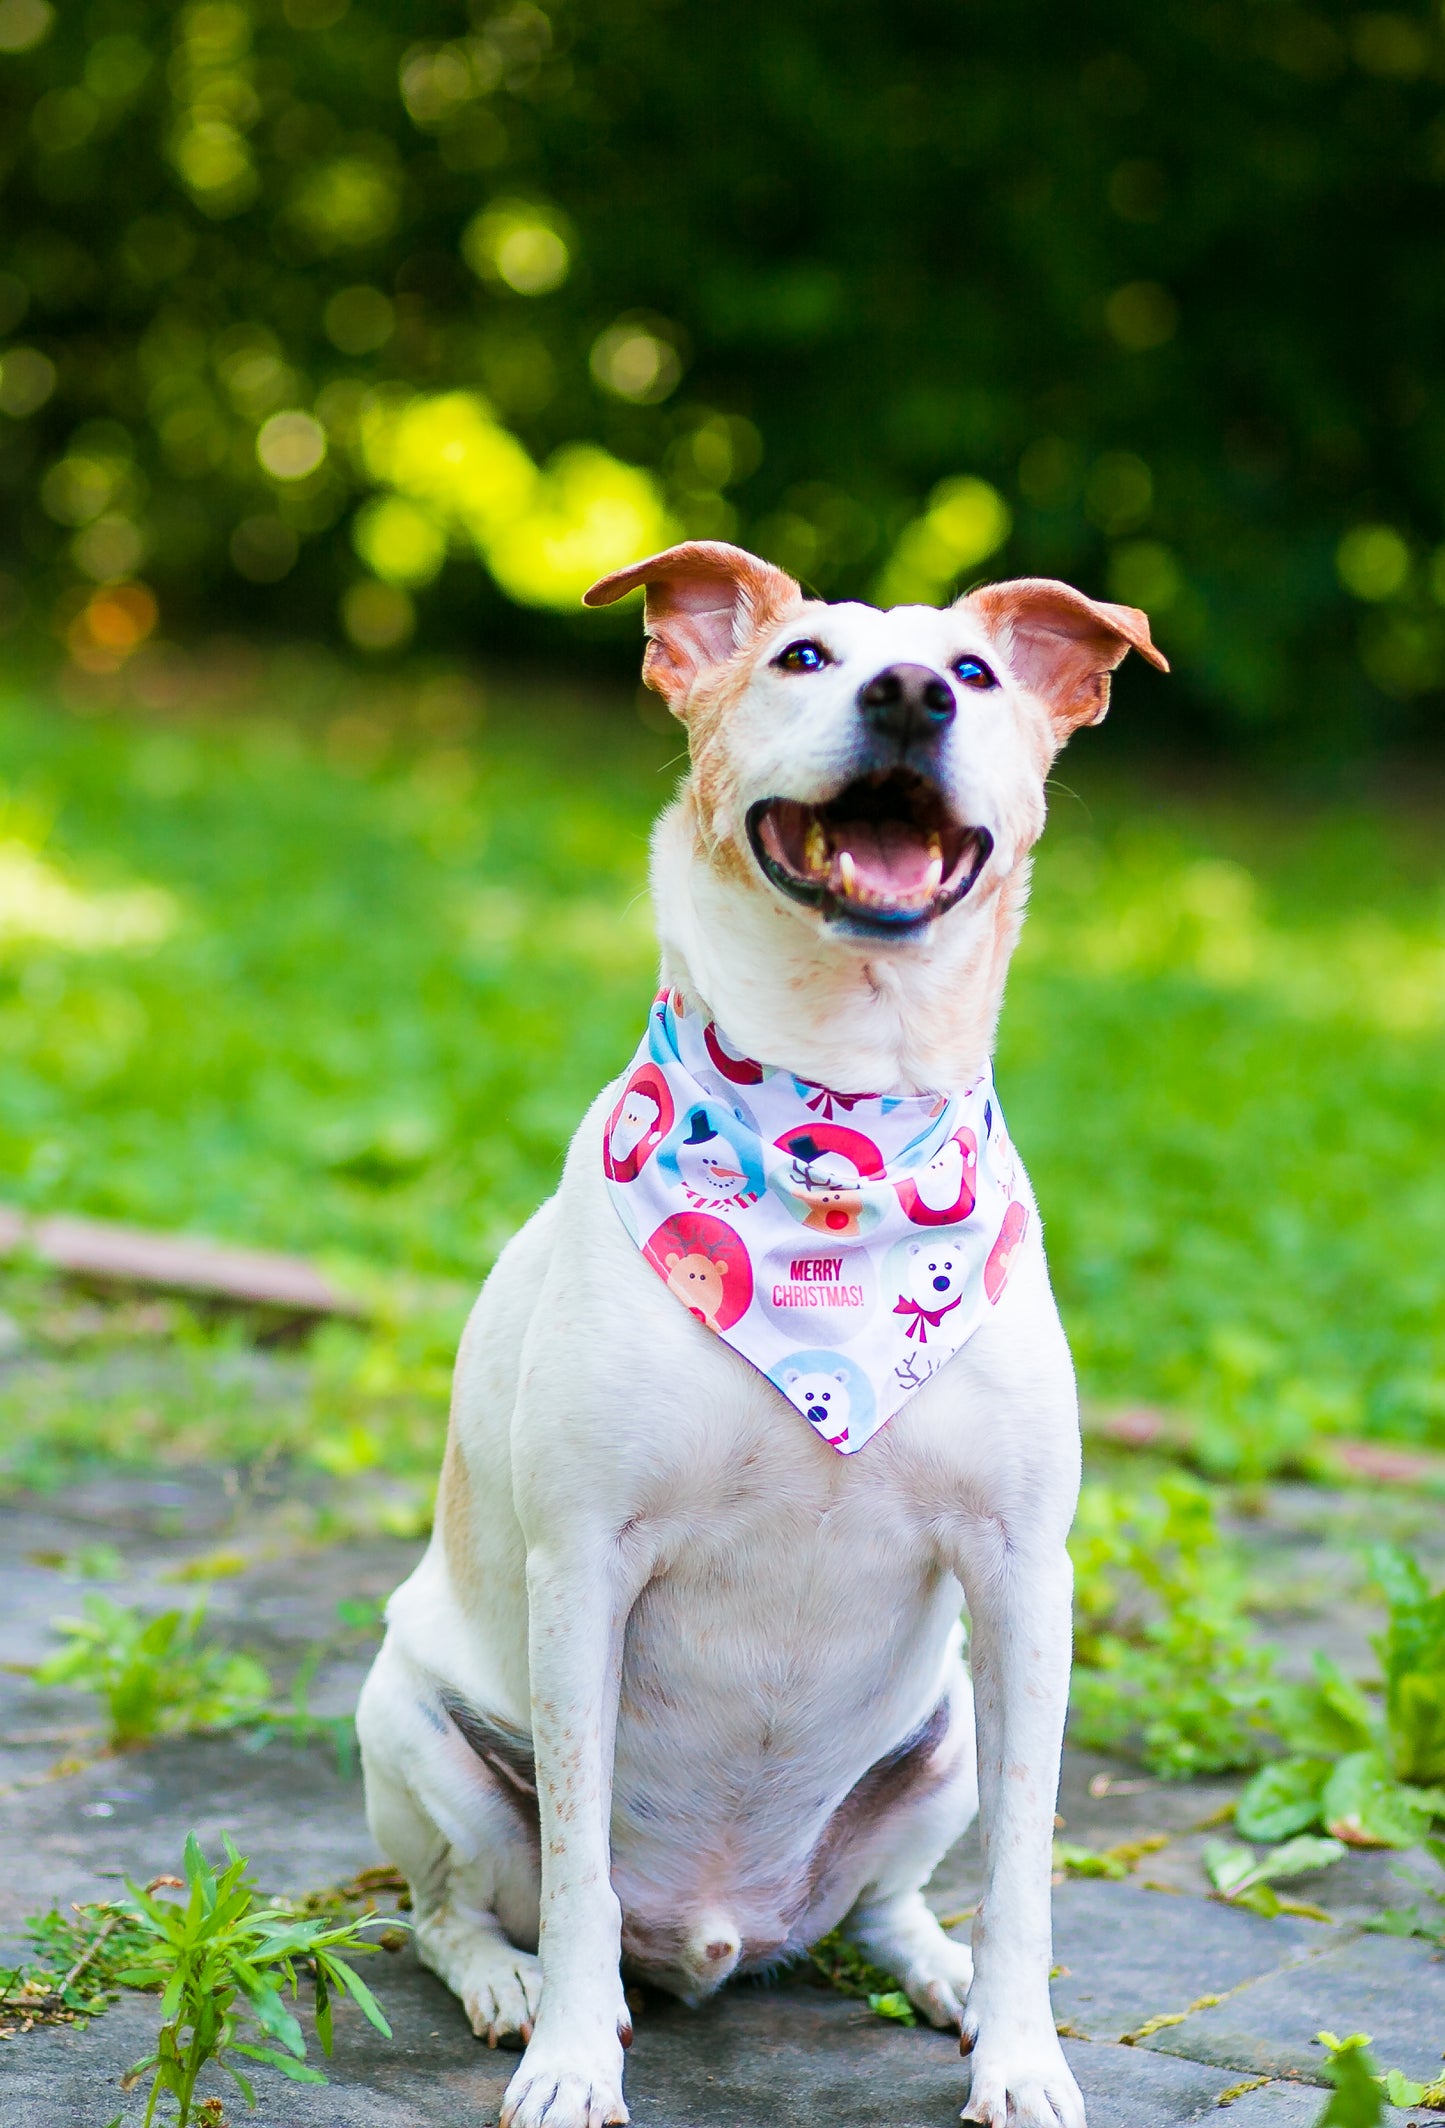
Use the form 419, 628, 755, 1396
1049, 1880, 1323, 2043
1143, 1930, 1445, 2086
4, 1468, 1445, 2128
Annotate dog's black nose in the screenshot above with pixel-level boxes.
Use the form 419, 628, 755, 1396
858, 664, 956, 746
932, 1274, 951, 1292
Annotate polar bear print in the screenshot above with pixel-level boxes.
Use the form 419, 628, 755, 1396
783, 1365, 851, 1447
892, 1241, 967, 1344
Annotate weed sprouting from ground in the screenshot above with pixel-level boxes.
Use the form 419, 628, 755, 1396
1311, 2029, 1445, 2121
807, 1931, 916, 2026
1236, 1544, 1445, 1849
107, 1833, 399, 2126
0, 1904, 153, 2037
1368, 1833, 1445, 1951
1068, 1476, 1278, 1777
34, 1597, 270, 1750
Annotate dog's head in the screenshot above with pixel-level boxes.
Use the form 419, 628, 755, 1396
585, 541, 1166, 945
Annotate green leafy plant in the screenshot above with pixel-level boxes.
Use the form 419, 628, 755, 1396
1203, 1836, 1343, 1921
1367, 1833, 1445, 1952
34, 1597, 270, 1749
807, 1931, 916, 2027
0, 1902, 152, 2037
110, 1833, 397, 2126
1312, 2030, 1445, 2122
1068, 1477, 1278, 1778
1237, 1546, 1445, 1850
1053, 1835, 1170, 1881
1313, 2033, 1387, 2127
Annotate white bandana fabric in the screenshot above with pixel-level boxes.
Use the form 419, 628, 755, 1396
602, 987, 1029, 1456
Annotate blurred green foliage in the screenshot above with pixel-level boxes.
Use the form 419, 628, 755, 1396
1070, 1474, 1279, 1776
3, 1, 1445, 741
1, 670, 1444, 1499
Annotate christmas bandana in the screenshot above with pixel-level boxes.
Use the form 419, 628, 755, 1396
602, 988, 1028, 1455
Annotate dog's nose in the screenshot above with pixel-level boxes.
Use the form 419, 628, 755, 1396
858, 663, 956, 746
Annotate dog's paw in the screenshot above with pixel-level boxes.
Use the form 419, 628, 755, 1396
898, 1930, 974, 2030
414, 1917, 543, 2050
959, 2024, 1084, 2128
459, 1939, 543, 2048
501, 2020, 629, 2128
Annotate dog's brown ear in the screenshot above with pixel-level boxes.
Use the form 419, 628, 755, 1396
963, 577, 1169, 733
583, 541, 803, 714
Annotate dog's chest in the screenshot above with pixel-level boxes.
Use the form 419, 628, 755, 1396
612, 1436, 959, 1794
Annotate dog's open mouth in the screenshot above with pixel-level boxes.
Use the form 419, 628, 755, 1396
746, 771, 993, 931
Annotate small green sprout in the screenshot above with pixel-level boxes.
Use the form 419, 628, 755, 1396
0, 1903, 152, 2036
109, 1833, 399, 2126
808, 1930, 916, 2026
1313, 2032, 1387, 2127
35, 1597, 270, 1750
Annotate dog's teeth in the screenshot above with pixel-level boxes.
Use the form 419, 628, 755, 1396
922, 849, 943, 896
838, 848, 857, 896
805, 819, 828, 875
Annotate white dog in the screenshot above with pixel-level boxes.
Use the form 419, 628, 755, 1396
357, 541, 1165, 2128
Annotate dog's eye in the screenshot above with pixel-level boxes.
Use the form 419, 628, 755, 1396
953, 654, 998, 690
775, 640, 829, 674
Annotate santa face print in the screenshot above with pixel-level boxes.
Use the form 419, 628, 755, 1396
604, 1062, 675, 1184
613, 1092, 660, 1166
895, 1126, 978, 1227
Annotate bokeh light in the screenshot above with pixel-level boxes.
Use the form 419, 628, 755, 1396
874, 478, 1012, 606
256, 412, 328, 482
341, 576, 414, 651
462, 199, 571, 295
589, 321, 683, 405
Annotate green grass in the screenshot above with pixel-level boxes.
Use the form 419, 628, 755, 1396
0, 667, 1443, 1490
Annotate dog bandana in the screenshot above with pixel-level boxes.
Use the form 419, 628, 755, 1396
602, 987, 1029, 1455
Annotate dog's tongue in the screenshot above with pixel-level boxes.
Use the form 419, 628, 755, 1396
832, 816, 936, 897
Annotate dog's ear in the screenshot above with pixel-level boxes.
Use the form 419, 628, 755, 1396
962, 577, 1169, 734
583, 541, 804, 715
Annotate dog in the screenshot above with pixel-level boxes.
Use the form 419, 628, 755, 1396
357, 541, 1166, 2128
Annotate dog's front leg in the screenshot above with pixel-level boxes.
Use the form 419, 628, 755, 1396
500, 1534, 644, 2128
950, 1519, 1084, 2128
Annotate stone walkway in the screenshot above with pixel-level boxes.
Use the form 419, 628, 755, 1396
2, 1468, 1442, 2128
